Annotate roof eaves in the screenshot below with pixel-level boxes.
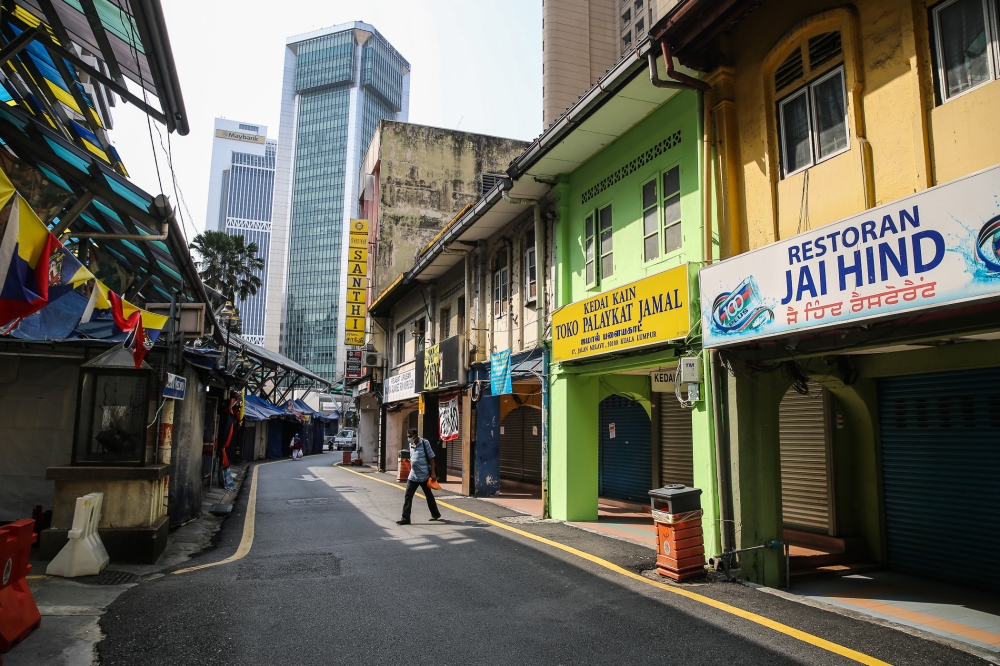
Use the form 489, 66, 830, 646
507, 39, 656, 180
404, 176, 511, 282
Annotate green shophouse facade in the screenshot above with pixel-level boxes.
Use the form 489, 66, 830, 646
541, 83, 722, 557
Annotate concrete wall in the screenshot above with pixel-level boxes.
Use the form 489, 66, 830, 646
712, 0, 1000, 253
370, 121, 528, 297
0, 356, 78, 521
168, 364, 205, 525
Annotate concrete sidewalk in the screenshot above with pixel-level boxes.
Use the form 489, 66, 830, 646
5, 461, 253, 666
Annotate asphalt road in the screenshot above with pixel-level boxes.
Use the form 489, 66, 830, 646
97, 457, 987, 665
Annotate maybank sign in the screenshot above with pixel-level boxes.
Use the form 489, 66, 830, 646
699, 164, 1000, 348
552, 264, 690, 362
215, 129, 266, 144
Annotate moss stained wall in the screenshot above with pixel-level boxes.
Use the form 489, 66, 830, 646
373, 122, 528, 296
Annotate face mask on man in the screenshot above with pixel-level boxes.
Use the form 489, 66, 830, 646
408, 436, 416, 444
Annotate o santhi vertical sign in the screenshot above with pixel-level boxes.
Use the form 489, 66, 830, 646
344, 219, 369, 347
552, 264, 690, 362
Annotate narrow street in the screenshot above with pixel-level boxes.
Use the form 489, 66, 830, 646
95, 458, 984, 666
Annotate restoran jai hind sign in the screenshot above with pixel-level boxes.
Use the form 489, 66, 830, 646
699, 164, 1000, 348
552, 264, 690, 362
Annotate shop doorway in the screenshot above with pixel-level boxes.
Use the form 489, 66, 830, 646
778, 381, 833, 534
878, 368, 1000, 592
599, 395, 652, 503
499, 406, 542, 484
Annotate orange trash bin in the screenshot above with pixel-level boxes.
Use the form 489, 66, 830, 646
648, 485, 707, 582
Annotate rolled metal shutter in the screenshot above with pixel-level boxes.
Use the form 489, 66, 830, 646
599, 395, 652, 503
499, 408, 525, 481
659, 393, 694, 487
878, 369, 1000, 592
778, 382, 831, 533
521, 408, 543, 484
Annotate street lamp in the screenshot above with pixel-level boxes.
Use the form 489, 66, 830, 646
219, 301, 240, 373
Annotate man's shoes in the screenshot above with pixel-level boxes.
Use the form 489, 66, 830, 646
429, 515, 442, 521
396, 519, 410, 525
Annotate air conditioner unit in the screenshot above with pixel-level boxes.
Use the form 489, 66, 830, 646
363, 352, 383, 368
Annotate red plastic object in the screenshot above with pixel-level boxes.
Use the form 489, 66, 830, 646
654, 516, 707, 581
342, 451, 352, 465
0, 519, 42, 655
396, 459, 411, 482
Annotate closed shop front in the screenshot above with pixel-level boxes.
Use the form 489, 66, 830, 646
659, 392, 693, 487
599, 395, 652, 503
878, 368, 1000, 591
778, 381, 832, 534
499, 406, 542, 484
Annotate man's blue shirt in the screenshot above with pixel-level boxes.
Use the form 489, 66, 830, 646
408, 437, 435, 482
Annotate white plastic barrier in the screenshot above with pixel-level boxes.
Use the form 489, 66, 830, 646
46, 492, 110, 577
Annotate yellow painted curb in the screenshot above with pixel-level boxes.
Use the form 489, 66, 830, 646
172, 460, 285, 575
337, 465, 891, 666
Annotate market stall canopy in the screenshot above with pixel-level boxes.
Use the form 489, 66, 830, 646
1, 0, 188, 145
242, 394, 284, 421
221, 332, 333, 405
284, 399, 334, 423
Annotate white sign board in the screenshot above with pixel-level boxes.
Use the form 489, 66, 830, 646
700, 165, 1000, 348
384, 369, 416, 403
650, 368, 676, 392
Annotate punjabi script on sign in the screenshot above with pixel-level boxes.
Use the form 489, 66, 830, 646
785, 278, 937, 324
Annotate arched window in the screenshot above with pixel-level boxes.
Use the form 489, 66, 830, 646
775, 30, 850, 177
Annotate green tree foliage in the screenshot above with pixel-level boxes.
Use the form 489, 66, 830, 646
190, 230, 265, 308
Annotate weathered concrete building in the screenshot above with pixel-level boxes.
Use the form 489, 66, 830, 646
359, 121, 529, 298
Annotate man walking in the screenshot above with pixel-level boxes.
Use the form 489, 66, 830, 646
397, 428, 441, 525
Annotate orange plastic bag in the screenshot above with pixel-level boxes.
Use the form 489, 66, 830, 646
427, 478, 441, 490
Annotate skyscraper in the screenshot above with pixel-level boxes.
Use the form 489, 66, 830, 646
205, 118, 276, 345
265, 22, 410, 380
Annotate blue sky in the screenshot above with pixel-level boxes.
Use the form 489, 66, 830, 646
110, 0, 542, 237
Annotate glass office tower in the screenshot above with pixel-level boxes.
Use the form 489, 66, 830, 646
205, 118, 276, 346
265, 22, 410, 380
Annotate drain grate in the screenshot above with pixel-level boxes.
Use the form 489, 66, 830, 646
76, 570, 140, 585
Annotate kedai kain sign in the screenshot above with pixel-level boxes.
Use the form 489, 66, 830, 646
699, 165, 1000, 348
552, 264, 689, 362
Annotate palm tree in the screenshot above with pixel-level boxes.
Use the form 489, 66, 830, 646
190, 230, 265, 306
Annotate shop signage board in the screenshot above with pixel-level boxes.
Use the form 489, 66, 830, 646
345, 350, 363, 379
649, 368, 676, 392
422, 343, 441, 391
344, 219, 369, 347
552, 264, 690, 362
385, 369, 416, 403
414, 336, 465, 392
700, 165, 1000, 348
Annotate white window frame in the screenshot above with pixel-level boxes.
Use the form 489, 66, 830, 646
395, 329, 406, 366
493, 265, 508, 319
778, 65, 850, 178
641, 177, 660, 263
932, 0, 1000, 102
661, 164, 683, 256
524, 245, 537, 305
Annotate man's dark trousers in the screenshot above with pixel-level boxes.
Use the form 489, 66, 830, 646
402, 480, 441, 521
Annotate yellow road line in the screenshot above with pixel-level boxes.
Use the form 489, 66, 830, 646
172, 460, 283, 575
338, 465, 890, 666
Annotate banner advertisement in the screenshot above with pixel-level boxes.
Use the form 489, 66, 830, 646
438, 392, 461, 442
344, 219, 369, 347
551, 264, 690, 362
490, 350, 512, 395
699, 165, 1000, 348
385, 369, 416, 403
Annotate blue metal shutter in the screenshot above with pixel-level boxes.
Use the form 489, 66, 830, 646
599, 395, 652, 502
878, 368, 1000, 592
